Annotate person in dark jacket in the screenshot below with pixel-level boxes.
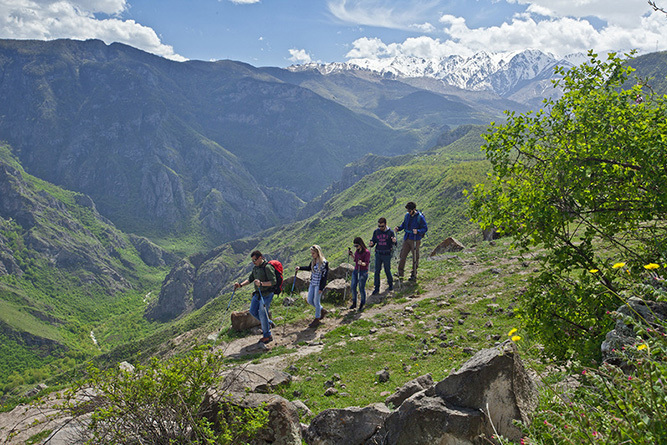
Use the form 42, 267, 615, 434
296, 245, 329, 327
233, 250, 276, 344
369, 217, 397, 294
394, 202, 428, 281
349, 237, 371, 310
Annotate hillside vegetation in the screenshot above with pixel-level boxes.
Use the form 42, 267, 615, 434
0, 145, 168, 396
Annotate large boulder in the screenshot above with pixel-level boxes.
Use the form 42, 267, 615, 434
220, 364, 292, 393
283, 270, 311, 292
231, 310, 261, 332
202, 391, 301, 445
385, 374, 434, 409
366, 341, 536, 444
602, 297, 667, 364
328, 263, 354, 281
322, 278, 350, 304
429, 237, 465, 256
304, 403, 391, 445
368, 391, 484, 445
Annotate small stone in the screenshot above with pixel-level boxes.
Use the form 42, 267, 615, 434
458, 319, 465, 325
324, 387, 338, 396
369, 328, 378, 334
380, 391, 391, 397
406, 333, 416, 340
376, 369, 390, 383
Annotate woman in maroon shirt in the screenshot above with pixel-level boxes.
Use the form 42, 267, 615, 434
349, 237, 371, 311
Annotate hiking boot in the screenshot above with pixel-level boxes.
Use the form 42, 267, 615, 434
258, 336, 273, 344
318, 308, 328, 320
358, 303, 365, 312
387, 286, 393, 291
408, 276, 416, 282
349, 303, 357, 309
308, 318, 320, 328
371, 289, 379, 295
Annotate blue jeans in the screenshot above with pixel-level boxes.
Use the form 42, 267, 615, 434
249, 291, 274, 338
374, 252, 393, 291
351, 270, 368, 306
307, 284, 323, 318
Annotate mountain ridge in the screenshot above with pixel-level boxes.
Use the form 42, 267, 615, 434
288, 49, 588, 97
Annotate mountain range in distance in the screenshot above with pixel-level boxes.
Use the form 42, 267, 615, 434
0, 39, 575, 248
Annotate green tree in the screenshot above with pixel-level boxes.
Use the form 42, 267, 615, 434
63, 348, 268, 444
469, 51, 667, 361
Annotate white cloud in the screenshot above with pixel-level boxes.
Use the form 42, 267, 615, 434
227, 0, 261, 4
288, 48, 313, 64
346, 6, 667, 61
0, 0, 185, 61
509, 0, 653, 27
327, 0, 441, 31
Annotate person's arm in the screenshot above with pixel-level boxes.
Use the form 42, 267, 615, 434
362, 250, 371, 266
234, 271, 254, 289
297, 264, 312, 272
418, 214, 428, 236
389, 229, 398, 246
369, 230, 377, 248
318, 262, 329, 291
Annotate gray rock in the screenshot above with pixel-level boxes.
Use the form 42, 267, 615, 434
305, 403, 391, 445
220, 364, 292, 394
323, 278, 350, 303
602, 298, 667, 363
230, 310, 262, 331
328, 263, 354, 281
429, 237, 465, 256
203, 391, 301, 445
375, 369, 390, 383
365, 341, 537, 444
385, 374, 434, 409
292, 400, 313, 418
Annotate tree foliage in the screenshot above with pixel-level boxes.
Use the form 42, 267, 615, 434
469, 51, 667, 361
63, 348, 267, 444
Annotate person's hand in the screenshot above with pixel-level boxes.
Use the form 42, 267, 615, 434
233, 282, 241, 289
413, 229, 418, 234
394, 226, 399, 232
295, 266, 300, 271
391, 236, 396, 243
369, 241, 375, 247
254, 279, 261, 286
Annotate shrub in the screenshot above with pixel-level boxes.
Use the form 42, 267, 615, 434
63, 347, 268, 444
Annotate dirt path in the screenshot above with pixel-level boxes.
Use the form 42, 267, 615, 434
218, 257, 480, 369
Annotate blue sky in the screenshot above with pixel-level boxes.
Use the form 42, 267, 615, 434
1, 0, 666, 67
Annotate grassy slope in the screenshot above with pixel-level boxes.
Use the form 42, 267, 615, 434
0, 145, 168, 393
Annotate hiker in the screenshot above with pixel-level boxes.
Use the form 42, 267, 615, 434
349, 237, 370, 310
233, 250, 276, 344
296, 245, 329, 327
369, 217, 397, 294
394, 201, 428, 281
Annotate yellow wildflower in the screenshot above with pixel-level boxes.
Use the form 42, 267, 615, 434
637, 344, 648, 351
612, 262, 626, 269
589, 269, 599, 273
644, 263, 660, 270
508, 328, 518, 337
511, 335, 522, 342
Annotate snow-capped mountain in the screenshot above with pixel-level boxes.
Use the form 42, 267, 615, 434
289, 49, 588, 97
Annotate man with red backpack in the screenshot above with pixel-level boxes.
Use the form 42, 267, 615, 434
233, 250, 281, 344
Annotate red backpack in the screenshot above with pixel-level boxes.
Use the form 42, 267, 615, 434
263, 260, 284, 294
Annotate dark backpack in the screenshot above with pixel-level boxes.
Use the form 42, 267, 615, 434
263, 260, 284, 294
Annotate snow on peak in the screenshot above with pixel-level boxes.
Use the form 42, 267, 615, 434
288, 49, 585, 96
